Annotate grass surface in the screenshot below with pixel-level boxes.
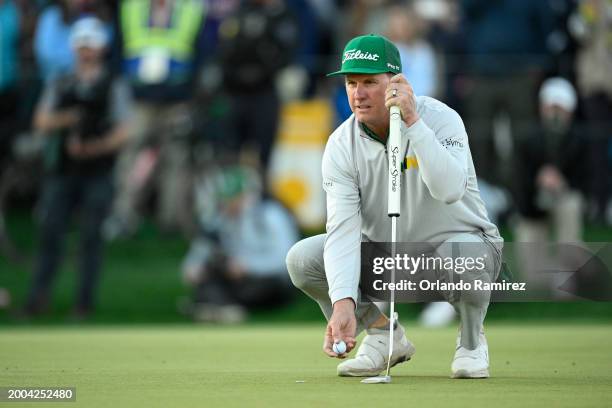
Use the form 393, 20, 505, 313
1, 323, 612, 407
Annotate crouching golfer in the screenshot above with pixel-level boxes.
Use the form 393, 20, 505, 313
286, 35, 503, 378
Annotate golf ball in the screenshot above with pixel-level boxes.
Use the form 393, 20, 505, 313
333, 340, 347, 354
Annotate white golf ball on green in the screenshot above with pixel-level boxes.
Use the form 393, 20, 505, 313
333, 340, 347, 354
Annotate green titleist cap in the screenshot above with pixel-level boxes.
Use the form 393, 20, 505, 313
327, 34, 402, 77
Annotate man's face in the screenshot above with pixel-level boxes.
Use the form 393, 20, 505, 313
540, 103, 573, 133
345, 73, 391, 132
221, 194, 246, 218
76, 45, 103, 65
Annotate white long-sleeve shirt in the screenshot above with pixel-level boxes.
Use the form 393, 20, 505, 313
322, 96, 502, 305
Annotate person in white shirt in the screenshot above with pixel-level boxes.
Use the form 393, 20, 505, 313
286, 34, 502, 378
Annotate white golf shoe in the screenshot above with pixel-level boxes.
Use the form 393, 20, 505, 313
451, 332, 489, 378
337, 322, 415, 377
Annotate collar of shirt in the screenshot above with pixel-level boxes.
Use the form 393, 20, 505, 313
359, 122, 387, 146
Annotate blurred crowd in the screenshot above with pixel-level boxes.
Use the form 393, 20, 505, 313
1, 0, 611, 321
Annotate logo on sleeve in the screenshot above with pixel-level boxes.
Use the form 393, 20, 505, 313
442, 138, 464, 149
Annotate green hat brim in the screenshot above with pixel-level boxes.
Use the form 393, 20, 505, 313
326, 67, 396, 77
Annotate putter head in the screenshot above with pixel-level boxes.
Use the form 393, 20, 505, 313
361, 375, 392, 384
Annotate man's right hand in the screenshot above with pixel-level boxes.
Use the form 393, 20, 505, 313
323, 298, 357, 358
34, 106, 82, 133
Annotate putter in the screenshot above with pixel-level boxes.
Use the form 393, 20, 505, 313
362, 105, 402, 384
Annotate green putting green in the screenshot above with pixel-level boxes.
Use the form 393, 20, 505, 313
1, 324, 611, 407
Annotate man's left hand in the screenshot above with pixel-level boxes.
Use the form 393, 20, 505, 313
385, 74, 419, 127
536, 164, 566, 193
67, 135, 106, 159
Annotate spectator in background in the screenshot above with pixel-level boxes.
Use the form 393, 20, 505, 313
547, 0, 579, 80
34, 0, 77, 81
196, 0, 240, 58
461, 0, 554, 187
14, 0, 45, 95
25, 17, 131, 318
514, 77, 585, 292
34, 0, 111, 82
182, 165, 299, 323
418, 0, 515, 227
421, 0, 466, 110
216, 0, 299, 178
301, 0, 339, 85
570, 0, 612, 223
0, 0, 21, 167
385, 4, 438, 97
284, 0, 321, 97
339, 0, 394, 45
1, 0, 43, 265
105, 0, 206, 238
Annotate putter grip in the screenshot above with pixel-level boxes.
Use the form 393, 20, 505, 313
388, 106, 402, 217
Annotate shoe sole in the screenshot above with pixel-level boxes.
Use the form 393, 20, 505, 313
338, 344, 416, 377
451, 368, 489, 379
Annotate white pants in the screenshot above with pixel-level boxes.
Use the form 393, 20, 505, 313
286, 232, 502, 349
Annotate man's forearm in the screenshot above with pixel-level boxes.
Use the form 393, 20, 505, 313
324, 211, 362, 305
34, 109, 80, 133
404, 119, 467, 203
